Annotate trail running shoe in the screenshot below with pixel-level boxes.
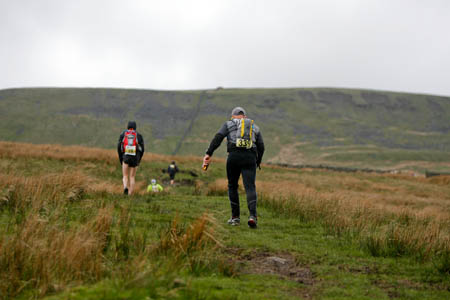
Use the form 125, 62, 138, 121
248, 216, 257, 228
124, 188, 129, 195
227, 217, 240, 226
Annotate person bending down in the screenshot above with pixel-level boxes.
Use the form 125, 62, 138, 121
147, 179, 164, 193
117, 121, 145, 195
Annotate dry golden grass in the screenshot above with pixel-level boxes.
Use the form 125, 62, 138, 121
0, 206, 113, 298
206, 178, 246, 196
428, 175, 450, 186
257, 169, 450, 220
0, 171, 89, 213
256, 169, 450, 260
156, 213, 222, 257
89, 181, 123, 194
0, 164, 118, 298
0, 141, 206, 165
0, 141, 117, 164
205, 178, 229, 196
0, 141, 206, 196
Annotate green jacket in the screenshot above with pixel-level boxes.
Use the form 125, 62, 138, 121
147, 184, 163, 193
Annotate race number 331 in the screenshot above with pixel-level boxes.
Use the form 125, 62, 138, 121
236, 138, 252, 149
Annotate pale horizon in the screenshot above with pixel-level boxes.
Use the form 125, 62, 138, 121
2, 0, 450, 97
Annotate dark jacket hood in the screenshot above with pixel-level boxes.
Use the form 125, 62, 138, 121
127, 121, 137, 130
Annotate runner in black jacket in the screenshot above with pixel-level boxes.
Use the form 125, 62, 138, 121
203, 107, 264, 228
117, 121, 144, 195
167, 161, 179, 185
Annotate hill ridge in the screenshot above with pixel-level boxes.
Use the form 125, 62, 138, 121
1, 86, 449, 172
3, 85, 450, 98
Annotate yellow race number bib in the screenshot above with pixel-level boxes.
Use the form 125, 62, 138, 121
236, 138, 252, 149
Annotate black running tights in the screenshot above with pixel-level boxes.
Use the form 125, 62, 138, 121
226, 151, 257, 218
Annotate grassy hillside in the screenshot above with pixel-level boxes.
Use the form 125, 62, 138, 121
0, 142, 449, 299
0, 87, 449, 172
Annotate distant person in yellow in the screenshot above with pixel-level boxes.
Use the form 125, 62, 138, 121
147, 179, 163, 193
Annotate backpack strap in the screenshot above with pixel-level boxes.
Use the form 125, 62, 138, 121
239, 118, 254, 138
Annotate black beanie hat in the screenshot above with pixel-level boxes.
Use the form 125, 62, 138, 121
127, 121, 137, 130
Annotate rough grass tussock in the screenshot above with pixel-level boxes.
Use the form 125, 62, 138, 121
0, 141, 202, 166
156, 213, 222, 259
259, 190, 450, 269
0, 207, 113, 298
0, 172, 88, 214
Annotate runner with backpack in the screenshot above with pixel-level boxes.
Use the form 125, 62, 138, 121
202, 107, 265, 228
167, 161, 179, 185
117, 121, 145, 195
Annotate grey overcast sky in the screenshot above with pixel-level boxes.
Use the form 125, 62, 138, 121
1, 0, 450, 96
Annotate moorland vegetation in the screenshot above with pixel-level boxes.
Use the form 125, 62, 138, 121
1, 87, 449, 173
0, 142, 449, 299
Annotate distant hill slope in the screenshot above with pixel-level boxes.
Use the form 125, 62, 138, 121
1, 87, 449, 171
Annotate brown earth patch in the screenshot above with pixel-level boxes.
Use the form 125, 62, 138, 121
224, 248, 315, 298
338, 264, 375, 274
267, 142, 307, 165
